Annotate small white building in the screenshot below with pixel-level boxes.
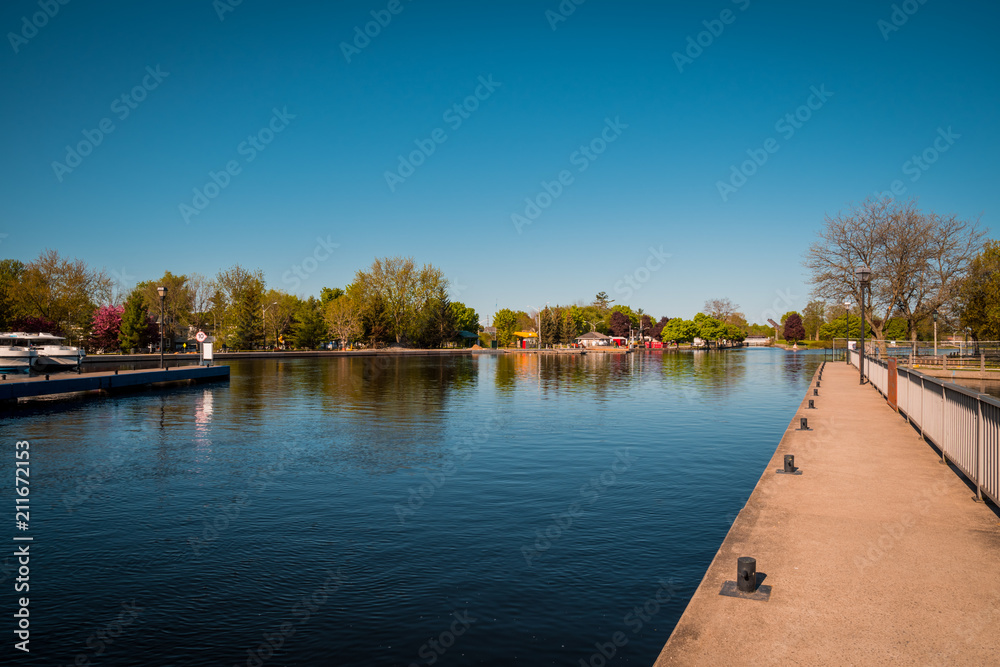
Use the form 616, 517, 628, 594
575, 331, 612, 347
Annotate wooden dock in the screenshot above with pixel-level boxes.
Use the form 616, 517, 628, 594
0, 366, 230, 407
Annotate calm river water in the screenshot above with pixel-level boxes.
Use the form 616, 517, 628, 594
3, 348, 821, 665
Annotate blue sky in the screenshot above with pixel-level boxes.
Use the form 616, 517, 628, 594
2, 0, 997, 324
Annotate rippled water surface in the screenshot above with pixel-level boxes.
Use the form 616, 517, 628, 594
2, 348, 821, 665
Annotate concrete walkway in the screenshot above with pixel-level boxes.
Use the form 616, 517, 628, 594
654, 361, 1000, 666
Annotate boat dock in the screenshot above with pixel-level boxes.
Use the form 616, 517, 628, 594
0, 365, 230, 407
654, 361, 1000, 665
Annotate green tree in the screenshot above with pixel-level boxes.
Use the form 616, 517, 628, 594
593, 291, 613, 311
0, 259, 26, 329
291, 297, 326, 349
324, 292, 362, 347
959, 240, 1000, 341
215, 264, 265, 349
561, 307, 580, 344
413, 286, 455, 348
494, 308, 517, 347
17, 249, 110, 343
351, 256, 447, 344
320, 287, 345, 306
119, 288, 156, 352
662, 318, 697, 344
540, 307, 556, 346
802, 301, 826, 341
450, 301, 479, 334
694, 313, 724, 342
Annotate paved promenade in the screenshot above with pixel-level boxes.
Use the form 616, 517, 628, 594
655, 361, 1000, 666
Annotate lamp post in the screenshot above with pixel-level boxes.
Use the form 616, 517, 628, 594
157, 286, 167, 369
855, 266, 872, 384
932, 310, 938, 357
844, 300, 851, 364
262, 301, 277, 349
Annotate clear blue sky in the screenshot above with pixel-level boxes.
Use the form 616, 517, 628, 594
2, 0, 997, 324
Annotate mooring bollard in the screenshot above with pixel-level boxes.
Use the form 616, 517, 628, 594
807, 399, 815, 409
783, 455, 795, 473
114, 370, 119, 375
816, 380, 821, 387
813, 388, 819, 396
798, 417, 811, 431
45, 374, 50, 381
737, 557, 756, 593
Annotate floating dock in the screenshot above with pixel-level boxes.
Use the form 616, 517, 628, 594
0, 365, 230, 407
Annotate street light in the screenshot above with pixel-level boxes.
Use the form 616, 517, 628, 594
932, 310, 938, 357
263, 301, 278, 349
844, 300, 851, 365
855, 265, 872, 384
157, 286, 167, 369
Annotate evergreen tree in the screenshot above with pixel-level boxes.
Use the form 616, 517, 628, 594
540, 308, 556, 347
291, 297, 327, 349
119, 290, 156, 352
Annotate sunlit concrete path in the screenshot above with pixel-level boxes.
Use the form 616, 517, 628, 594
655, 361, 1000, 666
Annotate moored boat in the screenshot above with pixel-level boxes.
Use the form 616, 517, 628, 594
29, 333, 85, 372
0, 333, 38, 373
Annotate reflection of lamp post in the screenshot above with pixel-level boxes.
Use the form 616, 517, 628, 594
844, 300, 851, 364
855, 266, 872, 384
933, 310, 938, 357
262, 301, 277, 348
157, 286, 167, 369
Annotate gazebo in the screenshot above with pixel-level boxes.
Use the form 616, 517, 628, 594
575, 331, 611, 347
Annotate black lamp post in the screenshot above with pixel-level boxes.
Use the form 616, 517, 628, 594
855, 266, 871, 384
157, 286, 167, 369
932, 310, 938, 357
844, 299, 851, 364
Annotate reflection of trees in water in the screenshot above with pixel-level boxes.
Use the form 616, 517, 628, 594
493, 352, 636, 400
655, 350, 747, 399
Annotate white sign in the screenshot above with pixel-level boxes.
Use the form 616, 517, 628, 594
202, 342, 213, 360
195, 331, 207, 343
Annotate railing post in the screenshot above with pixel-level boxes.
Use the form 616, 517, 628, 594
941, 384, 947, 465
943, 355, 948, 371
976, 397, 984, 502
982, 353, 986, 373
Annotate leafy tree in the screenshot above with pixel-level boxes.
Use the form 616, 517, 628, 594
694, 313, 725, 342
320, 287, 345, 305
351, 256, 447, 344
324, 293, 362, 346
0, 259, 26, 329
291, 297, 326, 349
140, 272, 193, 336
801, 301, 826, 341
611, 304, 638, 329
494, 308, 518, 347
609, 310, 630, 338
90, 305, 123, 352
17, 249, 110, 342
818, 314, 872, 340
783, 313, 806, 344
450, 302, 479, 333
12, 315, 62, 335
215, 264, 265, 349
959, 241, 1000, 341
662, 318, 697, 343
263, 289, 298, 347
118, 289, 157, 352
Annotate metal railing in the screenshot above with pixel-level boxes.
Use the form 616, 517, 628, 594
849, 349, 1000, 505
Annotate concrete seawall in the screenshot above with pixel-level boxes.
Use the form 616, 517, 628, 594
654, 361, 1000, 665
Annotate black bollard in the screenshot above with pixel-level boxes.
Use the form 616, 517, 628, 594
114, 370, 119, 375
816, 380, 821, 387
797, 417, 811, 431
807, 399, 815, 409
737, 557, 756, 593
784, 455, 796, 473
813, 388, 819, 396
45, 374, 50, 380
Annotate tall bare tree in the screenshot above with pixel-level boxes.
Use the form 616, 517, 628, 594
804, 197, 984, 345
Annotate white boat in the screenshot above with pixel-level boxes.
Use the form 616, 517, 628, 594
0, 333, 38, 373
29, 333, 85, 372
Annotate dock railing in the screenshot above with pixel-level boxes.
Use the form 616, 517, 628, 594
849, 349, 1000, 505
